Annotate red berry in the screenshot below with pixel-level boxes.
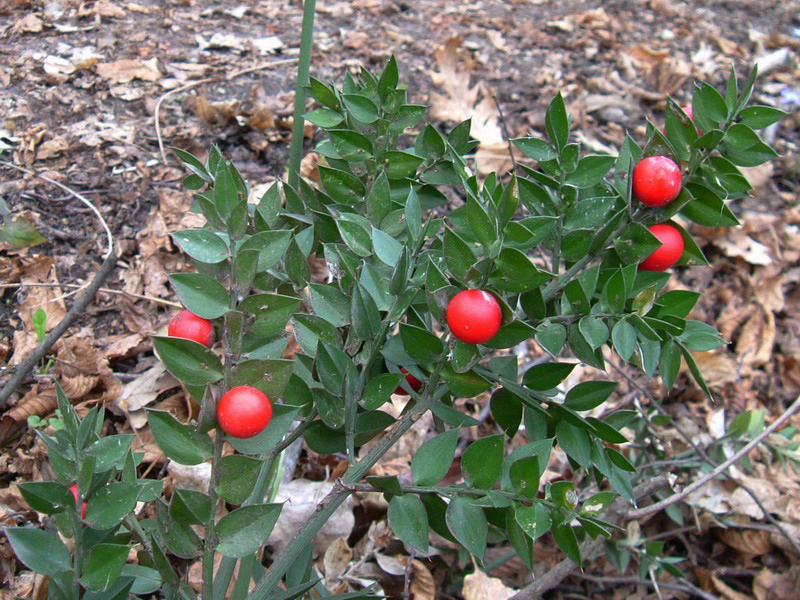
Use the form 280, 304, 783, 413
217, 386, 272, 439
68, 483, 87, 521
639, 224, 684, 271
168, 310, 214, 347
394, 368, 423, 396
632, 156, 682, 207
446, 290, 503, 345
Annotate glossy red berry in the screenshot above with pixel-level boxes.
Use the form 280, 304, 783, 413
639, 224, 684, 271
394, 368, 423, 396
217, 386, 272, 439
632, 156, 682, 207
168, 310, 214, 347
446, 290, 503, 345
68, 483, 87, 521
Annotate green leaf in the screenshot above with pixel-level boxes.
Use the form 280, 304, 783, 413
565, 155, 615, 188
659, 339, 682, 389
491, 389, 523, 438
382, 151, 424, 179
337, 214, 373, 257
443, 227, 476, 280
738, 106, 786, 129
722, 123, 778, 167
680, 345, 714, 399
343, 94, 380, 123
171, 230, 228, 264
446, 496, 488, 559
578, 316, 609, 350
509, 456, 541, 498
371, 227, 403, 266
512, 137, 557, 162
411, 429, 459, 486
18, 482, 70, 515
388, 495, 429, 553
565, 381, 617, 411
152, 336, 223, 386
229, 359, 294, 401
400, 323, 445, 364
228, 404, 300, 455
366, 170, 392, 225
682, 183, 740, 227
303, 108, 344, 128
515, 502, 552, 541
239, 293, 300, 338
285, 238, 310, 287
482, 321, 537, 350
215, 504, 283, 558
613, 223, 661, 265
405, 187, 422, 241
523, 362, 577, 391
319, 166, 366, 205
239, 230, 293, 271
173, 147, 210, 181
4, 528, 71, 575
693, 81, 728, 130
309, 77, 339, 109
169, 273, 229, 319
84, 482, 139, 529
492, 248, 552, 293
351, 284, 381, 340
329, 129, 373, 161
545, 92, 570, 150
81, 544, 128, 592
440, 364, 491, 398
677, 320, 725, 351
378, 55, 399, 100
552, 518, 582, 566
536, 322, 567, 357
467, 195, 496, 249
461, 435, 504, 489
556, 421, 591, 467
216, 455, 262, 504
146, 410, 213, 466
310, 283, 352, 328
121, 564, 162, 596
363, 373, 405, 410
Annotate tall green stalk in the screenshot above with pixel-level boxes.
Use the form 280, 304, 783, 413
287, 0, 317, 189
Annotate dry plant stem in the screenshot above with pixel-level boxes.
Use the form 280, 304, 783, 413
508, 475, 670, 600
628, 393, 800, 520
0, 163, 116, 409
154, 58, 299, 163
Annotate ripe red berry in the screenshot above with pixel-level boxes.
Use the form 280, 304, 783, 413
394, 368, 423, 396
168, 310, 214, 347
68, 483, 87, 521
217, 386, 272, 439
639, 224, 684, 271
446, 290, 503, 345
632, 156, 682, 207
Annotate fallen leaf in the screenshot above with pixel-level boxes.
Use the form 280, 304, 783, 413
323, 537, 353, 586
754, 567, 800, 600
95, 58, 162, 83
462, 568, 515, 600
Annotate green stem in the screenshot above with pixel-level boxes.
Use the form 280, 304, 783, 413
202, 434, 224, 600
245, 360, 448, 600
287, 0, 317, 189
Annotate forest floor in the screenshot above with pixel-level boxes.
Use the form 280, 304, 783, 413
1, 0, 800, 598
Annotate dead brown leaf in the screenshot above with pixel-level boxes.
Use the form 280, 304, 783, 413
323, 537, 353, 587
462, 568, 515, 600
754, 567, 800, 600
718, 528, 773, 559
95, 58, 162, 84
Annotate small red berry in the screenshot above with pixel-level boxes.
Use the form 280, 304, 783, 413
168, 310, 214, 347
394, 368, 423, 396
639, 224, 684, 271
632, 156, 682, 207
446, 290, 503, 345
68, 483, 87, 522
217, 386, 272, 439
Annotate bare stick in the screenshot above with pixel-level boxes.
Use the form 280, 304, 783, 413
0, 282, 181, 308
509, 475, 670, 600
628, 393, 800, 520
154, 58, 299, 164
0, 162, 117, 408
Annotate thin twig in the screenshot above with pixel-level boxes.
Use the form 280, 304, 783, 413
490, 88, 517, 173
402, 549, 416, 600
579, 574, 721, 600
0, 282, 181, 308
0, 165, 117, 409
0, 161, 113, 258
628, 394, 800, 520
154, 58, 299, 164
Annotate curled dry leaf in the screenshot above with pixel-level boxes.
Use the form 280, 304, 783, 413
718, 527, 773, 560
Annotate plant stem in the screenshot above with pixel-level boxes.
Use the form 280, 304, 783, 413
202, 434, 224, 599
245, 360, 447, 600
287, 0, 317, 189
